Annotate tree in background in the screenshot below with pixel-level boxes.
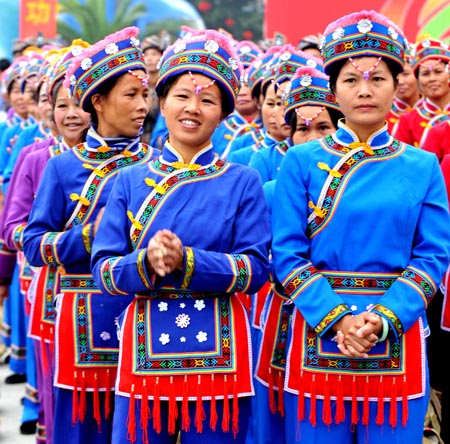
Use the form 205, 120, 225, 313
57, 0, 147, 43
189, 0, 264, 41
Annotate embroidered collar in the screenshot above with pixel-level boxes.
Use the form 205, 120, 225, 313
85, 126, 141, 152
421, 97, 450, 117
332, 119, 393, 150
162, 140, 216, 166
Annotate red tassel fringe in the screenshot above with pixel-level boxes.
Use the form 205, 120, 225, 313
277, 370, 285, 417
140, 379, 149, 444
210, 374, 218, 431
268, 367, 276, 414
376, 376, 384, 426
351, 376, 358, 425
402, 375, 408, 427
126, 385, 136, 444
232, 375, 239, 438
297, 370, 304, 422
153, 377, 161, 434
72, 371, 79, 426
322, 374, 332, 426
222, 375, 230, 433
79, 371, 86, 423
181, 376, 190, 432
105, 369, 111, 421
309, 375, 317, 427
93, 373, 101, 433
362, 376, 369, 426
168, 376, 178, 435
335, 375, 345, 424
389, 379, 397, 428
195, 375, 205, 433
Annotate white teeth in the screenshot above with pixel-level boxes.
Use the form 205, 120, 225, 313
181, 119, 198, 126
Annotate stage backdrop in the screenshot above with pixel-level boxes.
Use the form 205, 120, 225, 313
264, 0, 450, 46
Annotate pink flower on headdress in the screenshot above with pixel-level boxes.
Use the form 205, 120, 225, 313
306, 58, 318, 68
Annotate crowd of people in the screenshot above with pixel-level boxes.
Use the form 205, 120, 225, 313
0, 8, 450, 444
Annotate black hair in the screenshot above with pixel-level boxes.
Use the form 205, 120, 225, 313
289, 105, 344, 137
83, 74, 121, 126
0, 58, 11, 72
156, 73, 232, 117
328, 57, 401, 94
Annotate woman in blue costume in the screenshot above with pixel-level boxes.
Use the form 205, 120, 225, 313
91, 29, 271, 444
271, 10, 450, 444
254, 65, 342, 444
22, 27, 160, 444
248, 47, 323, 183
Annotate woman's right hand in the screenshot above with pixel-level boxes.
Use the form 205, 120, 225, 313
146, 229, 183, 277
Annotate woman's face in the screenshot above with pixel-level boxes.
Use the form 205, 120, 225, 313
275, 81, 294, 140
37, 82, 54, 129
160, 72, 223, 153
396, 63, 419, 103
261, 82, 289, 142
8, 80, 27, 118
417, 60, 450, 102
54, 85, 90, 147
292, 106, 335, 144
93, 69, 149, 138
334, 57, 396, 139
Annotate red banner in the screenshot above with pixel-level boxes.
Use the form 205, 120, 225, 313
264, 0, 450, 46
19, 0, 57, 40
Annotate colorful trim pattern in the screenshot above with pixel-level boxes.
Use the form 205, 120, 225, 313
136, 248, 154, 289
180, 246, 194, 289
81, 223, 92, 254
99, 257, 129, 295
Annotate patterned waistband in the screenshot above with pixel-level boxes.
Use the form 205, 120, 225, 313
60, 275, 102, 293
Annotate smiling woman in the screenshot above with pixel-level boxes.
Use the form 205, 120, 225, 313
90, 28, 271, 444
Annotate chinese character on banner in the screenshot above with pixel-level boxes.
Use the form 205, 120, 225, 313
19, 0, 57, 40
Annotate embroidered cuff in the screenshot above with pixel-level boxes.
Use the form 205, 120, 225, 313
81, 223, 92, 254
180, 246, 194, 289
373, 304, 403, 336
314, 304, 349, 335
137, 249, 155, 289
12, 224, 26, 251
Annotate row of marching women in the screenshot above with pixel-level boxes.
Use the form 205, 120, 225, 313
0, 8, 450, 444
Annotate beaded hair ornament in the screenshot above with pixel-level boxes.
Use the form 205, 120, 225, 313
156, 29, 243, 116
283, 66, 339, 124
64, 26, 146, 111
320, 10, 407, 75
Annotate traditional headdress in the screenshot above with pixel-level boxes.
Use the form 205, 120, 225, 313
19, 50, 45, 93
412, 35, 450, 72
284, 66, 339, 124
155, 29, 243, 116
235, 40, 262, 69
48, 39, 91, 103
320, 10, 407, 75
64, 27, 145, 111
275, 47, 324, 85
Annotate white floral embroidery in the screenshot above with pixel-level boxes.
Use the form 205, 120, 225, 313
130, 36, 140, 47
105, 43, 119, 55
300, 74, 312, 87
388, 27, 398, 41
72, 46, 84, 57
240, 45, 251, 54
332, 28, 345, 41
319, 35, 326, 50
306, 59, 317, 68
175, 313, 190, 328
253, 59, 263, 69
284, 81, 292, 94
357, 19, 373, 34
279, 51, 291, 62
69, 74, 77, 86
174, 41, 187, 53
421, 39, 431, 48
350, 305, 358, 312
229, 57, 239, 70
194, 300, 205, 311
204, 40, 219, 53
100, 331, 111, 341
159, 333, 170, 345
196, 331, 207, 342
81, 58, 92, 71
180, 302, 186, 309
180, 336, 186, 342
158, 301, 168, 311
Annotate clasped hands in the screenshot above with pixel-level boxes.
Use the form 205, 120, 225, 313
146, 229, 184, 277
333, 312, 383, 359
